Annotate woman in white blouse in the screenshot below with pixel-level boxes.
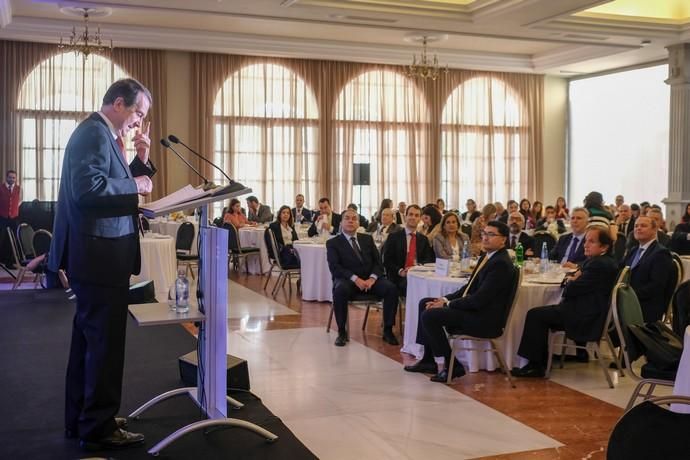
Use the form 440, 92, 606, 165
267, 205, 300, 268
432, 212, 469, 260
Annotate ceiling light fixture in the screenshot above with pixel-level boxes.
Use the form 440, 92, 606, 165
58, 7, 113, 59
404, 33, 448, 81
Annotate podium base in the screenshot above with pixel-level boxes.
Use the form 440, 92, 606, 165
178, 351, 250, 391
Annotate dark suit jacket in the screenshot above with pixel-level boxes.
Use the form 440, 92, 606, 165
444, 248, 515, 337
462, 210, 481, 223
266, 221, 298, 260
626, 230, 671, 252
308, 212, 342, 237
623, 240, 675, 322
48, 113, 156, 287
248, 204, 272, 223
326, 232, 383, 281
560, 254, 619, 342
292, 207, 313, 223
382, 229, 435, 287
508, 232, 535, 253
671, 223, 690, 255
618, 217, 635, 237
535, 218, 566, 234
550, 233, 586, 264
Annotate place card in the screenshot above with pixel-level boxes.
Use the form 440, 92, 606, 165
435, 258, 450, 277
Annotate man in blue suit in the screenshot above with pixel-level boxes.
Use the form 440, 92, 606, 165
550, 207, 588, 267
326, 209, 399, 346
48, 79, 156, 451
291, 193, 313, 224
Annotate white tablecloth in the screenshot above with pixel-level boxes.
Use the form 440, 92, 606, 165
149, 219, 199, 255
238, 226, 271, 274
293, 241, 332, 301
130, 233, 177, 301
403, 267, 563, 372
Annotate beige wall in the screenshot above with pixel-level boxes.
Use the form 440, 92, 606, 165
542, 75, 568, 204
164, 50, 193, 193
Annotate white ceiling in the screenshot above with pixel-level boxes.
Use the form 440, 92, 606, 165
1, 0, 688, 76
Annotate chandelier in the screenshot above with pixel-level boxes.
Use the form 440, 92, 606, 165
404, 35, 448, 81
58, 8, 112, 59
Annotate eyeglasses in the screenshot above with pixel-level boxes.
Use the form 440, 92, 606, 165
480, 231, 500, 238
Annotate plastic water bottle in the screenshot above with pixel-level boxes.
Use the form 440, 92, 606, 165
461, 243, 470, 271
540, 242, 549, 273
175, 268, 190, 313
515, 242, 524, 267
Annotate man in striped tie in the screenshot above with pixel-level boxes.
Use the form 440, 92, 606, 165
404, 221, 515, 382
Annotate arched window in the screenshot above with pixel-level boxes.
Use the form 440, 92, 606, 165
213, 63, 319, 217
334, 70, 429, 219
441, 76, 525, 207
18, 52, 127, 201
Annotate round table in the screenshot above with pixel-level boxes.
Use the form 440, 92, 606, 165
131, 233, 177, 301
293, 240, 332, 301
238, 226, 271, 275
403, 266, 564, 372
149, 219, 199, 255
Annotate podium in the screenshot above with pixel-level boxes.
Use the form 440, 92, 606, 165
128, 186, 278, 456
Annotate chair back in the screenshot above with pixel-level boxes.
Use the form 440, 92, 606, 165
667, 253, 684, 311
17, 223, 35, 260
613, 232, 627, 262
267, 228, 287, 271
501, 265, 523, 332
264, 228, 277, 262
532, 231, 556, 253
224, 223, 241, 254
460, 223, 472, 238
175, 222, 195, 252
672, 280, 690, 336
611, 267, 646, 370
212, 217, 224, 227
6, 227, 23, 266
32, 230, 52, 257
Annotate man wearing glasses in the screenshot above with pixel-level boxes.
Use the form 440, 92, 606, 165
403, 221, 514, 382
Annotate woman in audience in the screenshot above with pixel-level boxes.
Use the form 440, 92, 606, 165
554, 196, 569, 220
470, 203, 497, 256
681, 203, 690, 224
584, 191, 614, 221
511, 225, 619, 378
224, 198, 255, 228
532, 201, 544, 222
432, 212, 469, 260
419, 205, 442, 240
373, 198, 394, 225
461, 199, 481, 223
267, 205, 300, 268
436, 198, 446, 215
519, 198, 536, 229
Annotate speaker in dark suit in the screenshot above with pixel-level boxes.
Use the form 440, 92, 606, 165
624, 240, 675, 323
326, 210, 399, 346
382, 227, 435, 295
49, 80, 156, 447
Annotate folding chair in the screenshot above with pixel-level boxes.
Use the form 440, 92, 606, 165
225, 223, 261, 274
16, 223, 35, 260
175, 222, 199, 279
264, 228, 300, 299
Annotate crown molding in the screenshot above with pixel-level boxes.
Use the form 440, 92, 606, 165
0, 0, 12, 29
0, 16, 537, 72
531, 43, 639, 71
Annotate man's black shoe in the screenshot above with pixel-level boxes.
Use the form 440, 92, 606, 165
403, 360, 437, 373
334, 333, 347, 347
511, 363, 546, 378
79, 428, 144, 451
66, 417, 128, 439
382, 329, 399, 345
430, 363, 466, 383
551, 353, 589, 363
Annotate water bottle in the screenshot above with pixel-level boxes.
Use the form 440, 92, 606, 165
515, 242, 524, 267
540, 242, 549, 273
175, 268, 190, 313
461, 243, 470, 271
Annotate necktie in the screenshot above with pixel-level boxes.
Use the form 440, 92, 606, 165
405, 233, 417, 268
566, 236, 579, 262
116, 136, 127, 162
631, 247, 645, 269
511, 235, 517, 249
462, 254, 489, 297
350, 236, 363, 262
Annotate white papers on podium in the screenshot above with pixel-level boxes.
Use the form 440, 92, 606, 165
140, 185, 211, 218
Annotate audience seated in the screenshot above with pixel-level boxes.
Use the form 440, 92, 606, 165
308, 197, 342, 237
224, 198, 256, 228
326, 209, 399, 346
671, 220, 690, 255
267, 205, 300, 269
470, 203, 497, 256
549, 207, 588, 267
436, 198, 447, 215
623, 215, 675, 323
584, 191, 614, 222
494, 201, 508, 223
519, 199, 536, 230
347, 203, 369, 230
536, 206, 566, 235
292, 193, 313, 224
432, 212, 470, 260
615, 203, 635, 237
461, 199, 481, 223
554, 196, 569, 220
372, 198, 394, 226
404, 221, 514, 382
507, 211, 535, 256
511, 226, 619, 378
246, 195, 273, 224
419, 205, 442, 240
382, 204, 435, 295
395, 202, 406, 225
371, 208, 400, 242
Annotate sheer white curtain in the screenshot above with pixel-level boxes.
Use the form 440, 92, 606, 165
440, 76, 526, 208
17, 52, 127, 201
334, 69, 430, 219
213, 63, 319, 217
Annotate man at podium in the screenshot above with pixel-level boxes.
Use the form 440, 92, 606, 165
48, 78, 157, 451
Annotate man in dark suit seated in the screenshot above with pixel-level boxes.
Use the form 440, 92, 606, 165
403, 221, 514, 383
326, 209, 399, 346
292, 193, 313, 224
535, 206, 566, 235
615, 204, 635, 237
246, 195, 273, 223
507, 211, 535, 256
347, 203, 369, 229
624, 216, 675, 323
382, 204, 435, 296
550, 207, 588, 267
625, 208, 671, 251
671, 221, 690, 255
308, 197, 342, 237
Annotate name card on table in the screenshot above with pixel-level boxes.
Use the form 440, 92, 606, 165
435, 258, 450, 277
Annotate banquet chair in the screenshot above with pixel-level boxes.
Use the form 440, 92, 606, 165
264, 228, 300, 299
545, 267, 631, 389
175, 222, 199, 279
16, 223, 35, 260
326, 292, 403, 338
613, 232, 627, 263
225, 223, 261, 274
445, 265, 522, 386
664, 253, 684, 325
532, 231, 556, 253
7, 227, 32, 289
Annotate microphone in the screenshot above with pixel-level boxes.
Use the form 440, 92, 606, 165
167, 134, 235, 185
160, 139, 212, 189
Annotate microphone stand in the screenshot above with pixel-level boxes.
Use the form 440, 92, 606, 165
160, 139, 215, 190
